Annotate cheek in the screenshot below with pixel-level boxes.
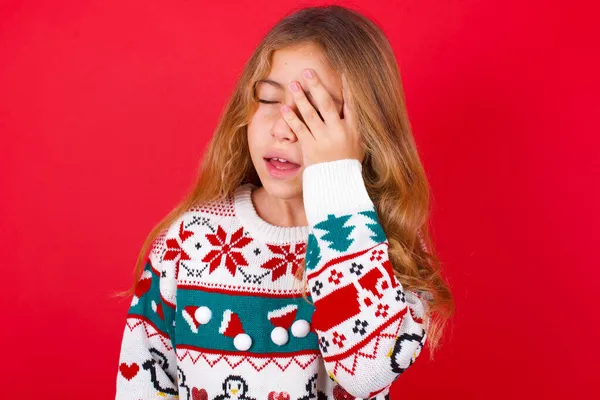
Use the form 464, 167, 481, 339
249, 108, 268, 130
248, 107, 278, 140
247, 120, 266, 161
256, 104, 281, 119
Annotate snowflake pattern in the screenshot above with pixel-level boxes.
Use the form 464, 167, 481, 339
259, 243, 306, 281
163, 221, 194, 280
201, 226, 253, 277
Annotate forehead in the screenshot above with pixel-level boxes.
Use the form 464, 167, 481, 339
261, 43, 342, 103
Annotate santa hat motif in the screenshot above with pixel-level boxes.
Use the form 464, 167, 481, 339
267, 305, 298, 329
182, 305, 212, 333
220, 310, 252, 351
219, 310, 245, 337
132, 270, 152, 306
182, 306, 201, 333
151, 300, 165, 320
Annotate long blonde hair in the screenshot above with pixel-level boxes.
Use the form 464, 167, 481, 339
117, 4, 455, 360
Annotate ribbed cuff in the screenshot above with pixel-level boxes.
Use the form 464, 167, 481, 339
302, 158, 374, 226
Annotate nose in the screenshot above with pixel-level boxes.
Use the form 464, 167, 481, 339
271, 102, 300, 143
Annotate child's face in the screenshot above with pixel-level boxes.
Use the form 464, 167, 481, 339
247, 42, 343, 197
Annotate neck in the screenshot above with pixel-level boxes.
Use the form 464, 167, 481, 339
233, 183, 309, 244
252, 185, 308, 228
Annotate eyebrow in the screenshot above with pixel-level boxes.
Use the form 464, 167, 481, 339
256, 79, 343, 106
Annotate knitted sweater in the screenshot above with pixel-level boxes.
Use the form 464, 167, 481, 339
115, 158, 430, 400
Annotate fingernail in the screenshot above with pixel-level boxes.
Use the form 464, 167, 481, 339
303, 69, 314, 78
289, 82, 300, 92
281, 105, 290, 112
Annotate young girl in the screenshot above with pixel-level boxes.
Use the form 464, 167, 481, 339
116, 5, 454, 400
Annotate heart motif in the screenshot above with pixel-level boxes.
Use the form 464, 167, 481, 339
268, 391, 290, 400
333, 385, 356, 400
192, 387, 208, 400
119, 362, 139, 381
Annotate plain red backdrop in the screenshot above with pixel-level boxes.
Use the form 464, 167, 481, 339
1, 0, 594, 398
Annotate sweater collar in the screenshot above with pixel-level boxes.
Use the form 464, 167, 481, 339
233, 183, 309, 244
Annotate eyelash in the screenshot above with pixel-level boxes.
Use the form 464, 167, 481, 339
258, 99, 324, 119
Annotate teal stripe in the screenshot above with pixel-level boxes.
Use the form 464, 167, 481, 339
176, 288, 318, 354
127, 261, 175, 338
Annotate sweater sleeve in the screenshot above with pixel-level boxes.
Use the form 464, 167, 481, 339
303, 159, 430, 399
115, 231, 179, 400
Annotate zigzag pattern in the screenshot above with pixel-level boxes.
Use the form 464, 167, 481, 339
330, 310, 404, 377
125, 315, 173, 351
176, 348, 320, 372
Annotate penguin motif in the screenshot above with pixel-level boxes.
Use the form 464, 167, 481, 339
389, 328, 426, 373
214, 375, 255, 400
177, 367, 190, 400
297, 373, 327, 400
141, 348, 178, 396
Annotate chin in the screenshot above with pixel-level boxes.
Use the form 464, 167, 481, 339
260, 178, 302, 198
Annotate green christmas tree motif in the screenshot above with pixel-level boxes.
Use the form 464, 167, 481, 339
314, 213, 355, 253
305, 232, 322, 271
359, 208, 387, 244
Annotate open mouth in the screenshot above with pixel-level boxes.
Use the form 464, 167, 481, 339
264, 157, 300, 169
264, 157, 301, 178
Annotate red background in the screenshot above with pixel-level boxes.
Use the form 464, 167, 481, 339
1, 1, 593, 398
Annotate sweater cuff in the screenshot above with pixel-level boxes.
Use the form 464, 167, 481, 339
302, 158, 374, 226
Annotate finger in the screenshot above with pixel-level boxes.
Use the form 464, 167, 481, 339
301, 69, 344, 128
280, 104, 316, 142
341, 73, 364, 162
341, 73, 356, 129
288, 79, 326, 138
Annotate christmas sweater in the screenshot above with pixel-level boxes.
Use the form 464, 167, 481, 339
115, 158, 430, 400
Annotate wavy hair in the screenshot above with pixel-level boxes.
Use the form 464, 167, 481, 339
117, 4, 455, 359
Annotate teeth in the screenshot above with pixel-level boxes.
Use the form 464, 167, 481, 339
271, 158, 288, 163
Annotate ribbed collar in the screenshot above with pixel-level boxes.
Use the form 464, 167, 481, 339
233, 183, 309, 244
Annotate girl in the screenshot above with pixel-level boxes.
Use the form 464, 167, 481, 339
116, 5, 454, 400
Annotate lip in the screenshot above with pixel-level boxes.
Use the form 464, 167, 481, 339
263, 150, 301, 166
264, 158, 302, 179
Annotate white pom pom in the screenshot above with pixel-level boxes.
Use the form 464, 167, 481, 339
234, 333, 252, 351
291, 319, 310, 338
271, 326, 289, 346
194, 306, 212, 325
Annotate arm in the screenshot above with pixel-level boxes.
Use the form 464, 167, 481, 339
115, 230, 179, 399
303, 159, 430, 399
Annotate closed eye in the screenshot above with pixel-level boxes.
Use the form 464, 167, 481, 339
259, 99, 324, 121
